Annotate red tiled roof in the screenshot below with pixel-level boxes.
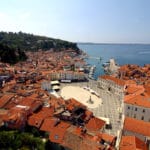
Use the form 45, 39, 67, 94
0, 109, 9, 120
119, 136, 148, 150
28, 116, 43, 128
66, 98, 86, 111
124, 93, 150, 108
125, 85, 144, 95
40, 118, 70, 144
28, 107, 54, 128
125, 80, 136, 85
84, 110, 93, 121
124, 117, 150, 137
101, 133, 115, 144
85, 117, 105, 131
3, 107, 28, 129
19, 97, 35, 106
0, 94, 14, 108
119, 65, 129, 72
18, 97, 43, 112
40, 117, 57, 132
100, 75, 125, 86
40, 117, 70, 132
49, 127, 66, 144
27, 93, 38, 99
144, 85, 150, 96
30, 100, 43, 112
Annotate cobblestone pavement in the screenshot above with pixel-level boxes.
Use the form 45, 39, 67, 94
59, 79, 122, 136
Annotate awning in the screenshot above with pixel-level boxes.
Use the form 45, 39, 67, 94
51, 80, 60, 85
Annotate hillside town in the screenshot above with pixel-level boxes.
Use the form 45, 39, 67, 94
0, 49, 150, 150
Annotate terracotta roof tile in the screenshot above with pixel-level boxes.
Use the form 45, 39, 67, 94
85, 117, 105, 131
124, 117, 150, 137
28, 107, 54, 128
101, 133, 115, 144
18, 97, 43, 112
49, 127, 66, 144
125, 80, 136, 85
100, 75, 125, 86
40, 117, 57, 132
66, 98, 86, 111
125, 85, 144, 95
0, 109, 9, 120
40, 117, 70, 133
124, 93, 150, 108
3, 106, 28, 129
28, 116, 43, 128
40, 118, 70, 144
0, 94, 15, 108
119, 136, 148, 150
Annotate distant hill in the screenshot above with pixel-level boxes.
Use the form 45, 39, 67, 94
0, 31, 81, 64
0, 43, 27, 64
0, 31, 80, 53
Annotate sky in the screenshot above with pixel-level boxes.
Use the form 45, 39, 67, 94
0, 0, 150, 43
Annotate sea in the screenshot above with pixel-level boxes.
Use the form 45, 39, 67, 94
78, 43, 150, 79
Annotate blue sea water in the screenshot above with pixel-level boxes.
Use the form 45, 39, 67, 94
78, 43, 150, 79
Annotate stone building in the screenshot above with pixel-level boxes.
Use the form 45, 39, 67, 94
124, 93, 150, 122
97, 75, 125, 100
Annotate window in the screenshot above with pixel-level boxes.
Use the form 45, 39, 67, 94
143, 109, 145, 113
135, 108, 137, 111
134, 114, 136, 118
141, 116, 144, 120
128, 106, 130, 109
108, 87, 111, 91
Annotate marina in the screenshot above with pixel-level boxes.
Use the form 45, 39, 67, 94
78, 43, 150, 79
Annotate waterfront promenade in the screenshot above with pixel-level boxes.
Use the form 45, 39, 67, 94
60, 79, 122, 136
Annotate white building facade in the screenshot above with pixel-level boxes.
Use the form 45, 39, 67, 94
49, 71, 86, 81
97, 76, 125, 100
124, 102, 150, 122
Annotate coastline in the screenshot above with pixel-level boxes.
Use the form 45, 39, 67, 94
78, 43, 150, 79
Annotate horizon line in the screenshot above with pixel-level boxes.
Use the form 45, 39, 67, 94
77, 42, 150, 45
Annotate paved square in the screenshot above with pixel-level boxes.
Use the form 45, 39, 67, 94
60, 79, 122, 136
